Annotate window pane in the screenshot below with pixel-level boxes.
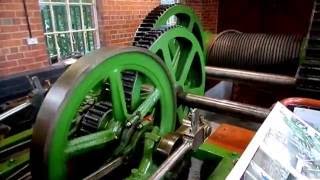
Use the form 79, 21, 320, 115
40, 5, 53, 33
70, 5, 82, 30
72, 32, 85, 54
57, 33, 71, 58
86, 31, 95, 52
82, 0, 93, 3
53, 5, 68, 31
83, 5, 94, 29
45, 35, 57, 57
40, 1, 98, 61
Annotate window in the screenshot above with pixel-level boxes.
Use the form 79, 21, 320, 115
40, 0, 99, 63
161, 0, 180, 4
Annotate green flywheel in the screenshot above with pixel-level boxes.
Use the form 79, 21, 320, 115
31, 47, 176, 179
135, 26, 205, 122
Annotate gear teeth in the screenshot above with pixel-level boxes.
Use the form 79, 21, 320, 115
99, 101, 112, 108
140, 23, 154, 28
137, 40, 152, 46
79, 4, 179, 135
133, 4, 174, 45
143, 19, 156, 24
95, 104, 109, 112
122, 75, 136, 83
88, 108, 105, 116
103, 71, 137, 110
79, 71, 138, 134
134, 25, 177, 49
79, 101, 113, 134
84, 114, 99, 122
138, 27, 152, 32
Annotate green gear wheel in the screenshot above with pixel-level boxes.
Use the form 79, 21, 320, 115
135, 26, 205, 122
134, 4, 205, 52
31, 47, 177, 179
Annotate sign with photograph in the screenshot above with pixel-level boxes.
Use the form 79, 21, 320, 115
227, 102, 320, 180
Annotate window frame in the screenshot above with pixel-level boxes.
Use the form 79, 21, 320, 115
160, 0, 180, 4
39, 0, 100, 62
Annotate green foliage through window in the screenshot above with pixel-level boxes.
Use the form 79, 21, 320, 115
73, 32, 85, 53
45, 35, 57, 57
40, 5, 53, 33
40, 0, 97, 63
70, 5, 82, 30
53, 5, 68, 31
83, 5, 93, 29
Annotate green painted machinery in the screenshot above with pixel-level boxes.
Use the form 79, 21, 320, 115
3, 2, 320, 179
1, 4, 240, 180
30, 4, 225, 179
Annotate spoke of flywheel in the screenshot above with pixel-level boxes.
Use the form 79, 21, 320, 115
162, 45, 173, 70
188, 19, 195, 31
179, 48, 197, 84
134, 88, 160, 118
171, 44, 181, 74
186, 86, 203, 94
65, 129, 118, 158
109, 70, 128, 122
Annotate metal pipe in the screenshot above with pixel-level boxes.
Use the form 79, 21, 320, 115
22, 0, 32, 38
178, 93, 270, 121
149, 140, 192, 180
205, 66, 296, 86
84, 157, 124, 180
0, 102, 31, 122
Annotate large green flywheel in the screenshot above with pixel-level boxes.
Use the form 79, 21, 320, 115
31, 47, 176, 179
135, 26, 205, 122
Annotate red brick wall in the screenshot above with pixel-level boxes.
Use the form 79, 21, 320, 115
0, 0, 49, 77
184, 0, 202, 21
184, 0, 219, 33
0, 0, 216, 76
202, 0, 219, 33
97, 0, 160, 47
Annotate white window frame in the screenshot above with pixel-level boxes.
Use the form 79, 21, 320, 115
39, 0, 100, 61
161, 0, 180, 4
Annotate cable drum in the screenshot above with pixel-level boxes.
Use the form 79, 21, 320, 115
207, 30, 303, 74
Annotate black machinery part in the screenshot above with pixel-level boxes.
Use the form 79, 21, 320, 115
207, 30, 303, 74
296, 0, 320, 95
133, 4, 174, 45
0, 63, 67, 104
134, 26, 175, 49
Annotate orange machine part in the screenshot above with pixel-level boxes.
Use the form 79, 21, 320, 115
281, 97, 320, 108
207, 124, 255, 154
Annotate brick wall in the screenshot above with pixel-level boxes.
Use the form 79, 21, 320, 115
184, 0, 219, 33
0, 0, 49, 77
202, 0, 219, 32
0, 0, 218, 76
97, 0, 160, 47
97, 0, 219, 47
183, 0, 202, 21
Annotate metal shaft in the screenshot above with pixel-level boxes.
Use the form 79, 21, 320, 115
0, 101, 31, 122
178, 93, 270, 121
84, 157, 124, 180
206, 66, 296, 86
149, 140, 192, 180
